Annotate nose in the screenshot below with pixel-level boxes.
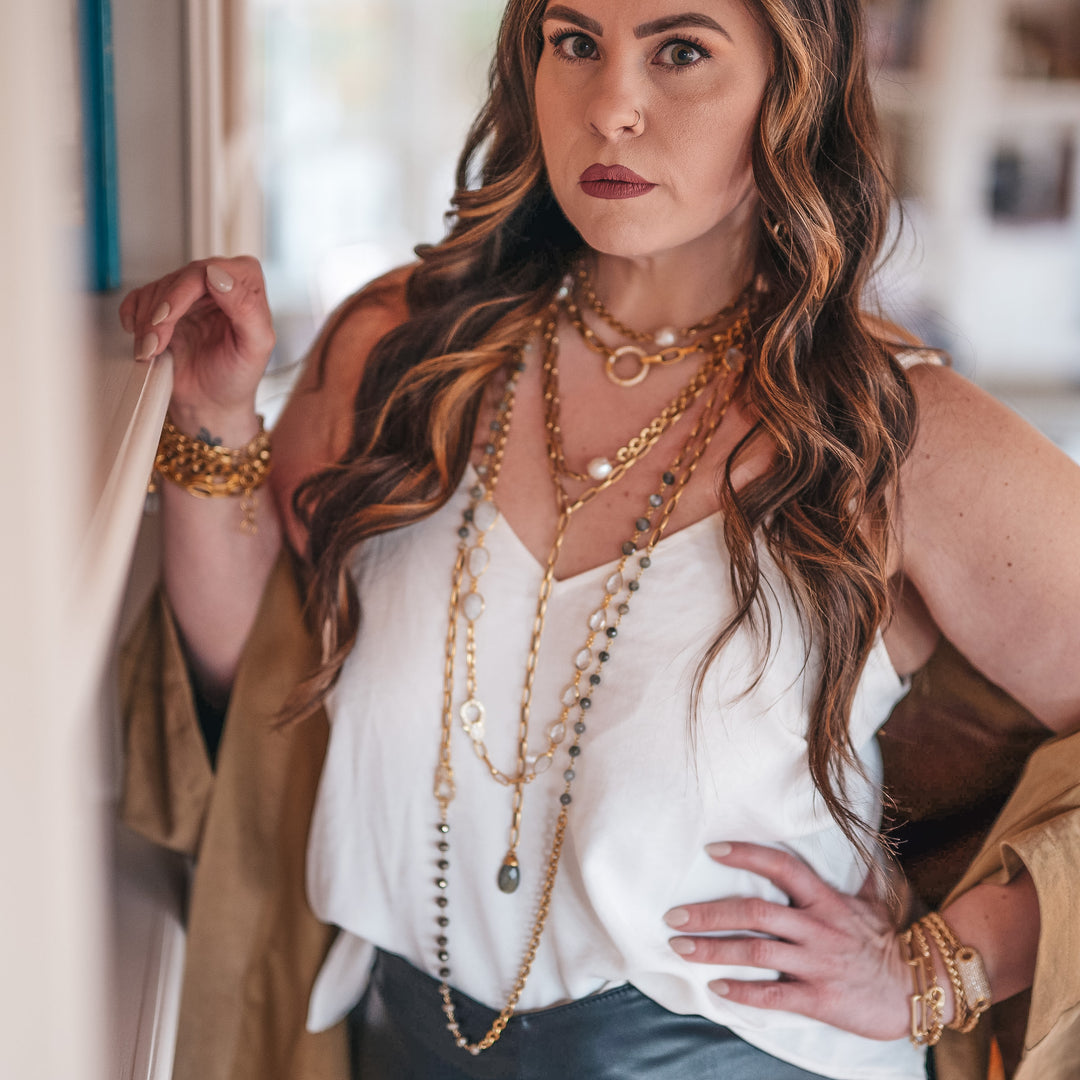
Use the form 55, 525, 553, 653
583, 63, 645, 140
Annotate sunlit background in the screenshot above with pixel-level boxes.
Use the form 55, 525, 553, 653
248, 0, 1080, 453
252, 0, 501, 339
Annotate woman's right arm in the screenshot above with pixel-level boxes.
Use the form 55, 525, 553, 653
120, 257, 409, 707
121, 257, 282, 707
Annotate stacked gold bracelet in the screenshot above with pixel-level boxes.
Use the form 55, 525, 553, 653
922, 912, 992, 1034
150, 415, 272, 534
900, 921, 946, 1046
900, 913, 992, 1047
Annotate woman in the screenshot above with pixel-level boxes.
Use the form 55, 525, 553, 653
119, 0, 1080, 1077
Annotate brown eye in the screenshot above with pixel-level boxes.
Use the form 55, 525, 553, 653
555, 33, 597, 61
657, 41, 706, 67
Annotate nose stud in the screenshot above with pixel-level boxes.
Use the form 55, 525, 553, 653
589, 106, 644, 139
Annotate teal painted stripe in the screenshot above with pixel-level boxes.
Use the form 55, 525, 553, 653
79, 0, 121, 291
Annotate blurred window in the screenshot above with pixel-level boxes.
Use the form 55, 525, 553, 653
249, 0, 504, 366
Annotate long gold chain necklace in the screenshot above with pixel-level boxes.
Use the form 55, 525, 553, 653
431, 285, 753, 1056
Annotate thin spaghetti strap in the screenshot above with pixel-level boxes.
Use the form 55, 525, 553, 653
896, 347, 948, 370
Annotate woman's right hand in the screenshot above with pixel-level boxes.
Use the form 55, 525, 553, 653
118, 256, 276, 440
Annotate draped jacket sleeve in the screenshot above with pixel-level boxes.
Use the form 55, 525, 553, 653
933, 733, 1080, 1079
880, 640, 1080, 1080
119, 556, 1080, 1080
119, 551, 349, 1080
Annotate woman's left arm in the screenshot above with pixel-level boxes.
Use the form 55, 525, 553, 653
666, 365, 1080, 1037
895, 363, 1080, 733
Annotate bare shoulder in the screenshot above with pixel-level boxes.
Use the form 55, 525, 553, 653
271, 264, 414, 550
895, 362, 1080, 730
900, 362, 1072, 495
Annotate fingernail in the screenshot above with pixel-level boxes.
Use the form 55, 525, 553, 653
138, 331, 159, 359
150, 301, 171, 326
706, 842, 732, 859
206, 264, 234, 293
710, 980, 730, 997
663, 907, 690, 928
669, 938, 696, 956
120, 312, 134, 333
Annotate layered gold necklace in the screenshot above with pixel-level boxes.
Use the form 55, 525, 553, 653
430, 272, 755, 1056
567, 262, 757, 389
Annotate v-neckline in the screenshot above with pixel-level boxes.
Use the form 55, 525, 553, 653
465, 464, 725, 588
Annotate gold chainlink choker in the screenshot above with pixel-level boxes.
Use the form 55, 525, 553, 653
568, 263, 758, 388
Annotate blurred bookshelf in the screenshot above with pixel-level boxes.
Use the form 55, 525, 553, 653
868, 0, 1080, 456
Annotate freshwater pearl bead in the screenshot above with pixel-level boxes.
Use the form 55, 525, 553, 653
587, 457, 614, 481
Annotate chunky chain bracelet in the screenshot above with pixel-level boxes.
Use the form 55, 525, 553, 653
150, 415, 272, 533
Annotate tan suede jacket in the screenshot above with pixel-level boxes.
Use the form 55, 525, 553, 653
119, 554, 1080, 1080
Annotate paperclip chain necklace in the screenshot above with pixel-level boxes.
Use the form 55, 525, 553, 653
454, 283, 753, 793
431, 282, 753, 1056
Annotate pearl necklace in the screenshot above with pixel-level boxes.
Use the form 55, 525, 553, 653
551, 278, 755, 482
430, 287, 752, 1056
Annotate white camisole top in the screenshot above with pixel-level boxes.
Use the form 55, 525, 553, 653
305, 466, 925, 1080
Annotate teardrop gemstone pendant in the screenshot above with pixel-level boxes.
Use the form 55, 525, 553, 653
497, 854, 521, 894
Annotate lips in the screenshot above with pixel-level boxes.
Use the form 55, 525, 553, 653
579, 163, 657, 200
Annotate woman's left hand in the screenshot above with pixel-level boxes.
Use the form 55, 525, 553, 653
664, 842, 915, 1041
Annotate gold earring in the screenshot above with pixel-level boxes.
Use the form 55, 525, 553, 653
763, 211, 790, 248
766, 212, 788, 240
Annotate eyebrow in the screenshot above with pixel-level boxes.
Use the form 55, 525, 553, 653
542, 6, 733, 43
634, 13, 732, 41
543, 5, 604, 35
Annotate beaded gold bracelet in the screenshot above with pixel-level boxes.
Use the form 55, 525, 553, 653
150, 415, 272, 534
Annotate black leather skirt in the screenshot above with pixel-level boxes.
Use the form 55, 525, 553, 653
348, 949, 898, 1080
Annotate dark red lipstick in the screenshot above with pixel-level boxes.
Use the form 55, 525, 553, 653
579, 163, 657, 200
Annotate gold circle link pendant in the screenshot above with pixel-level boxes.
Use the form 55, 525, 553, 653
605, 345, 650, 388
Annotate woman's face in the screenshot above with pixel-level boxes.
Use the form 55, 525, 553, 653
534, 0, 773, 263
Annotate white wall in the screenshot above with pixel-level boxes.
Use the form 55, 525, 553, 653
0, 2, 187, 1077
0, 1, 106, 1077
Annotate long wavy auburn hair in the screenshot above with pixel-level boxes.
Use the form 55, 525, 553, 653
293, 0, 918, 869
